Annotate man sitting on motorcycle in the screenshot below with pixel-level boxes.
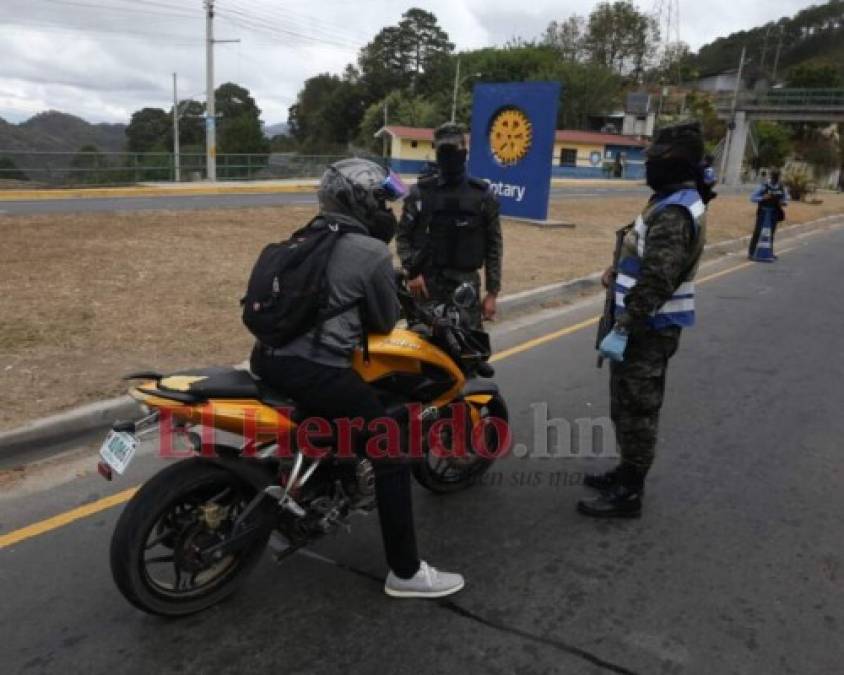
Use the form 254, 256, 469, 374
250, 158, 465, 599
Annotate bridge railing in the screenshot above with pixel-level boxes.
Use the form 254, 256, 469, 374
716, 88, 844, 110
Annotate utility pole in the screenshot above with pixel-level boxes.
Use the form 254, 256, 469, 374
451, 58, 461, 123
720, 46, 746, 184
172, 72, 180, 182
204, 0, 216, 181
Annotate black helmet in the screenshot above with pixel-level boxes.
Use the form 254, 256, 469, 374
317, 158, 407, 242
646, 121, 704, 165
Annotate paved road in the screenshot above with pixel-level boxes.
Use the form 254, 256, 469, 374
1, 223, 843, 674
0, 185, 658, 215
0, 184, 760, 216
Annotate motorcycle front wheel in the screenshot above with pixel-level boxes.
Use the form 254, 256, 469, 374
413, 393, 509, 494
110, 458, 272, 617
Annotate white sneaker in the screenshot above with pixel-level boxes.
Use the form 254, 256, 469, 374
384, 560, 465, 599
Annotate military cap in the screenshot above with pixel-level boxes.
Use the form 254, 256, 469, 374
434, 122, 467, 149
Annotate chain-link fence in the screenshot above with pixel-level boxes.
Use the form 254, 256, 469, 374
0, 151, 367, 187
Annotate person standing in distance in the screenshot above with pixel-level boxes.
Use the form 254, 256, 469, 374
397, 122, 503, 327
749, 168, 788, 260
579, 122, 708, 518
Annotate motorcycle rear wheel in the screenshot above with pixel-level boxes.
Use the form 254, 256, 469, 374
110, 458, 272, 617
413, 393, 508, 494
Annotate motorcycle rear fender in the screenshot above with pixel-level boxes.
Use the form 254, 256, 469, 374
199, 456, 278, 493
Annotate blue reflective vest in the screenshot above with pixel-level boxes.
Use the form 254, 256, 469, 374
614, 188, 706, 330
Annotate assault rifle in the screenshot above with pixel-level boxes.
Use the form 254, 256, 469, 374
596, 224, 632, 368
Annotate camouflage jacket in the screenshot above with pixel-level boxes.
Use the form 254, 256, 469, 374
615, 186, 706, 334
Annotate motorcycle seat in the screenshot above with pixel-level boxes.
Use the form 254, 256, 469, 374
157, 367, 296, 409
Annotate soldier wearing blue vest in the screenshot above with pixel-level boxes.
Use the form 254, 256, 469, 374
578, 121, 707, 518
749, 169, 788, 260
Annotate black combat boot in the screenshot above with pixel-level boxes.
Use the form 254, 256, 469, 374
577, 464, 645, 518
582, 465, 621, 491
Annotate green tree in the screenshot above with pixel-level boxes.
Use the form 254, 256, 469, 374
543, 16, 585, 62
357, 8, 453, 100
785, 59, 843, 88
218, 115, 270, 155
358, 90, 442, 151
125, 107, 169, 152
684, 91, 727, 149
214, 83, 271, 157
0, 156, 28, 181
215, 82, 262, 121
289, 74, 366, 152
70, 144, 113, 184
753, 122, 792, 170
654, 42, 696, 84
166, 100, 205, 150
582, 1, 659, 79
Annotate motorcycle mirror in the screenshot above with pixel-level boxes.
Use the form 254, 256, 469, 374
453, 283, 477, 309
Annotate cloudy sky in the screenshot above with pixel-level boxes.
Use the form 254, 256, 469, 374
1, 0, 812, 126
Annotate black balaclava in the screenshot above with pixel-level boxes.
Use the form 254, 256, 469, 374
433, 122, 468, 185
436, 145, 467, 183
645, 121, 704, 194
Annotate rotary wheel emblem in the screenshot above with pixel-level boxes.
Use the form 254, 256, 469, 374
489, 108, 533, 166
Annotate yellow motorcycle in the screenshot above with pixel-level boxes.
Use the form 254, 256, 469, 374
100, 280, 508, 616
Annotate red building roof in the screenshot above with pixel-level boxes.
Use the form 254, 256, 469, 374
377, 125, 646, 147
555, 130, 646, 147
377, 126, 436, 141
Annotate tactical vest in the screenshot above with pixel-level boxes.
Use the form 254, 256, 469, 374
615, 188, 706, 330
418, 177, 488, 272
759, 181, 787, 204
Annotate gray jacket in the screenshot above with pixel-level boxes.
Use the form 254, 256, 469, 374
270, 214, 400, 367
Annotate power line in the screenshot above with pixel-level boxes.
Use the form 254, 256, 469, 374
0, 18, 201, 44
216, 9, 360, 51
31, 0, 198, 19
217, 8, 361, 49
226, 0, 371, 44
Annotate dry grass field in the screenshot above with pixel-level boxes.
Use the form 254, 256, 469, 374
2, 192, 843, 429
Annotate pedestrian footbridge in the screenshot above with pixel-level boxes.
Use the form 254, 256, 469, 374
714, 89, 844, 185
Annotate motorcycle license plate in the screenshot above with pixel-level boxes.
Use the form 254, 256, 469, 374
99, 431, 138, 475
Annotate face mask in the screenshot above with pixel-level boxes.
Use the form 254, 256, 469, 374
436, 145, 467, 178
369, 204, 397, 244
645, 158, 696, 192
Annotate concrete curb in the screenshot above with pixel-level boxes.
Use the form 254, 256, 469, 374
0, 396, 141, 463
0, 182, 320, 201
2, 212, 841, 462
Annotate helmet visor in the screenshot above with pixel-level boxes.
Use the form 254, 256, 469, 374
379, 170, 409, 201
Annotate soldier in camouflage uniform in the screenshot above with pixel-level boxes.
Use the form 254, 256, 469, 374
397, 123, 503, 327
578, 122, 708, 518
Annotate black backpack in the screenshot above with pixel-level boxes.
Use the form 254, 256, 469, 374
241, 218, 358, 348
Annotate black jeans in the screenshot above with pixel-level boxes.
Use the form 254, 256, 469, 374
250, 349, 420, 579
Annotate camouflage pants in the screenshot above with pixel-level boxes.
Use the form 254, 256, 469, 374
423, 271, 483, 329
609, 327, 681, 473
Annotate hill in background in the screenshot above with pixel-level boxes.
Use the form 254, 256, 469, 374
0, 111, 126, 154
690, 0, 844, 79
